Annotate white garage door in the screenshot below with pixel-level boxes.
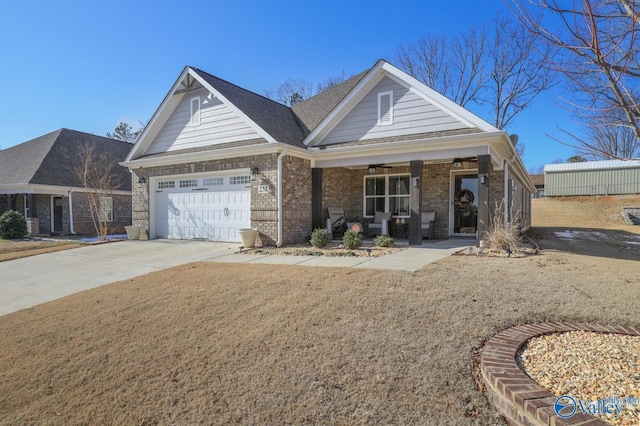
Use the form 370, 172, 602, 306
154, 173, 251, 242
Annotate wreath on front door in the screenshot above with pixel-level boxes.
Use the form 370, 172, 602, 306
454, 189, 475, 208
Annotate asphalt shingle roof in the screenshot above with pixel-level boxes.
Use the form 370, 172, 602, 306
0, 128, 132, 191
291, 70, 369, 133
191, 66, 370, 147
191, 68, 307, 147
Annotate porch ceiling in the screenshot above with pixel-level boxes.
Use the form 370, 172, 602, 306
313, 145, 491, 169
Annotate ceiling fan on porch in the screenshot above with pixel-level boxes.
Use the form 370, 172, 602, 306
452, 157, 478, 169
367, 164, 392, 174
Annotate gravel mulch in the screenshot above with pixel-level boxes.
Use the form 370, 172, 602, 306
518, 331, 640, 425
242, 243, 405, 257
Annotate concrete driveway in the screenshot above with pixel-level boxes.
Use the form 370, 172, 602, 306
0, 239, 470, 317
0, 240, 238, 317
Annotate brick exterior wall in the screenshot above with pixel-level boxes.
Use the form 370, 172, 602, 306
132, 153, 279, 245
423, 164, 452, 239
130, 155, 521, 246
70, 192, 131, 235
281, 156, 312, 244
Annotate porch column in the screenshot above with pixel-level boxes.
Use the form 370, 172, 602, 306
477, 155, 491, 242
409, 160, 423, 245
29, 194, 37, 218
311, 168, 323, 229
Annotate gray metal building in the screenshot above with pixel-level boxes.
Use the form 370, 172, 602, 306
544, 160, 640, 196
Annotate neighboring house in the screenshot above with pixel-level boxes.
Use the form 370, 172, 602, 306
530, 174, 545, 198
544, 160, 640, 197
122, 60, 534, 245
0, 129, 132, 236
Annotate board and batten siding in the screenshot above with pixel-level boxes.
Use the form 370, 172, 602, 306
545, 168, 640, 196
146, 87, 261, 155
319, 76, 470, 146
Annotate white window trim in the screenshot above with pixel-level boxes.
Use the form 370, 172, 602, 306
363, 173, 410, 218
99, 196, 113, 222
190, 96, 201, 126
377, 90, 394, 126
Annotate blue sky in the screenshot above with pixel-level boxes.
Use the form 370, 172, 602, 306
0, 0, 577, 170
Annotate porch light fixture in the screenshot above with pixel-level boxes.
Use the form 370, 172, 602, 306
251, 167, 260, 181
452, 158, 463, 169
368, 165, 377, 174
138, 177, 146, 184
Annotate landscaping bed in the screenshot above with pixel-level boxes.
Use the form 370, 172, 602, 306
242, 242, 405, 257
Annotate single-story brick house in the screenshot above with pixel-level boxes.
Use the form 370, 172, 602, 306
122, 60, 533, 245
0, 128, 132, 236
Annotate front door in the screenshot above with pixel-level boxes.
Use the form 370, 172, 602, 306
451, 174, 478, 236
52, 197, 63, 234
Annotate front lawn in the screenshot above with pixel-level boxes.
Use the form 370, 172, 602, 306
0, 239, 80, 262
0, 248, 638, 424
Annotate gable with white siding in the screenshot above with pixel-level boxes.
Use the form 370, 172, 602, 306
318, 76, 472, 146
145, 87, 262, 155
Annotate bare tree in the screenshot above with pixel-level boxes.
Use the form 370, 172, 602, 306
264, 77, 314, 106
71, 143, 124, 240
395, 29, 487, 107
583, 112, 640, 158
509, 0, 640, 158
266, 72, 350, 106
316, 71, 348, 93
394, 12, 556, 129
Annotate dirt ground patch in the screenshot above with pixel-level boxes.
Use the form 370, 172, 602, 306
1, 251, 639, 425
531, 196, 640, 261
0, 239, 81, 262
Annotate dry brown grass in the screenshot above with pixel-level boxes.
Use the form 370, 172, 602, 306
1, 195, 639, 424
532, 194, 640, 230
0, 240, 81, 262
1, 252, 639, 425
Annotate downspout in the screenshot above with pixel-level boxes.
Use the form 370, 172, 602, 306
276, 147, 288, 247
67, 190, 76, 235
503, 156, 516, 228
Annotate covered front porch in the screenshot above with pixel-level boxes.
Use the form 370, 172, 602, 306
310, 154, 496, 245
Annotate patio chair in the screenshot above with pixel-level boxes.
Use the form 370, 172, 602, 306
326, 207, 346, 237
368, 211, 391, 236
421, 211, 436, 240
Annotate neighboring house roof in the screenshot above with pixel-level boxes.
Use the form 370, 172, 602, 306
0, 128, 132, 191
529, 174, 544, 187
544, 160, 640, 173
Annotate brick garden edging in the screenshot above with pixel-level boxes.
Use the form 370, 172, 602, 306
480, 322, 640, 425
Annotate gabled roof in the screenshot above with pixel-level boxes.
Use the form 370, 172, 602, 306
302, 60, 499, 146
126, 60, 504, 162
0, 128, 132, 191
191, 68, 307, 147
291, 70, 369, 133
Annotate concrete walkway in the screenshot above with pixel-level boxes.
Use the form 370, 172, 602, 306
0, 239, 472, 317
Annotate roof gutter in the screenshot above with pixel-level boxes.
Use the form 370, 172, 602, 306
276, 147, 288, 247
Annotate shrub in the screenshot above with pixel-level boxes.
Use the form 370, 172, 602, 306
481, 200, 524, 256
309, 228, 330, 248
0, 210, 28, 239
342, 229, 362, 249
374, 235, 395, 247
